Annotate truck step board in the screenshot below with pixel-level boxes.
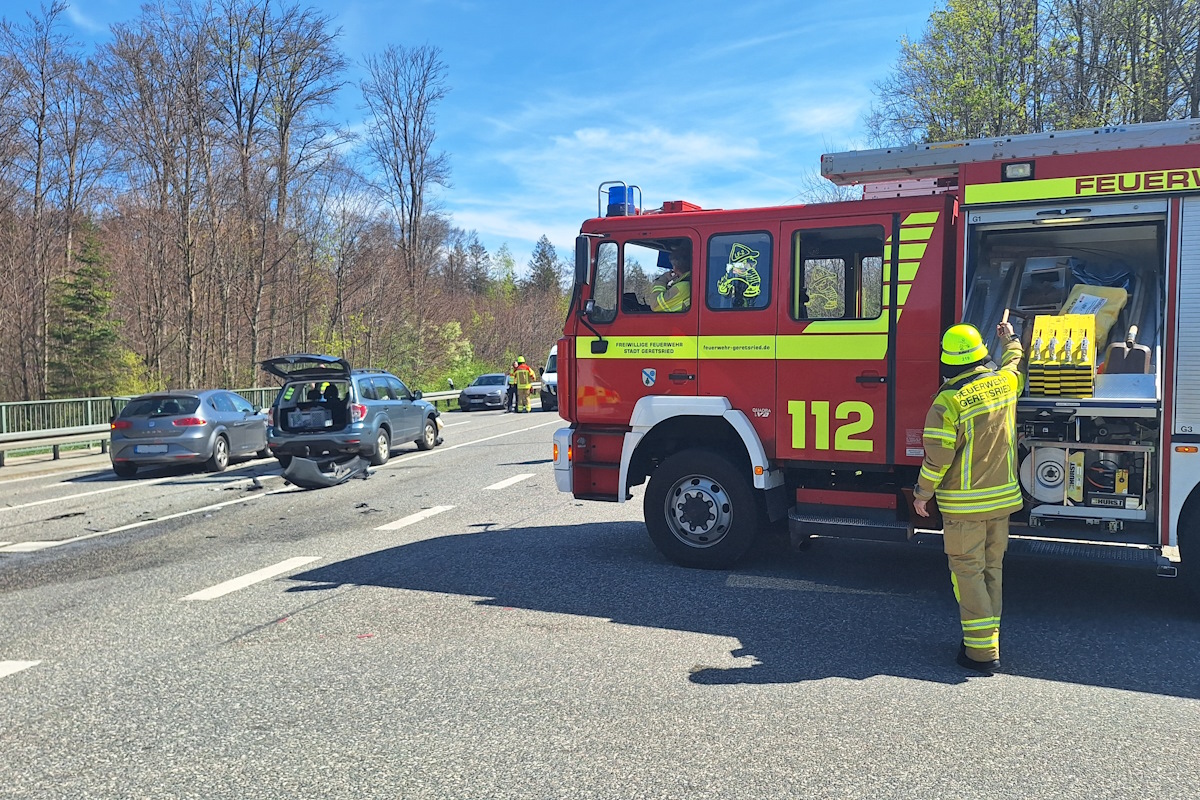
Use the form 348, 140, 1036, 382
789, 509, 910, 543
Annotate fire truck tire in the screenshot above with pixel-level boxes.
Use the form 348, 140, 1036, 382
1180, 505, 1200, 602
644, 448, 758, 569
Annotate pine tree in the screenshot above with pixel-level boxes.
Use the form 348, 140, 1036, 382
48, 226, 121, 397
523, 235, 564, 293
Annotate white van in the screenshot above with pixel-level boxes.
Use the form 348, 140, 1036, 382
540, 344, 558, 412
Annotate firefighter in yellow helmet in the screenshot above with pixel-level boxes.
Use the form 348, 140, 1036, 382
513, 356, 536, 412
914, 319, 1024, 673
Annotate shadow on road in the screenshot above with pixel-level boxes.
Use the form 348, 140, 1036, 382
289, 521, 1200, 697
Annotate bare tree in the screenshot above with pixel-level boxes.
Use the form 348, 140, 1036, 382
1, 0, 87, 398
360, 44, 450, 296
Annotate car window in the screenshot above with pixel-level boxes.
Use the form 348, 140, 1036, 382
228, 393, 255, 413
357, 378, 378, 401
211, 394, 237, 413
369, 377, 394, 400
387, 377, 410, 400
121, 396, 201, 417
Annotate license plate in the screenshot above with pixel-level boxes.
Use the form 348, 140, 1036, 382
135, 444, 169, 454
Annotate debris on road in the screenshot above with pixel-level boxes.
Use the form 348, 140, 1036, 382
281, 455, 371, 489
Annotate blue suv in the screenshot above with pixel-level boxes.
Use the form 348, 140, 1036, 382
262, 355, 442, 467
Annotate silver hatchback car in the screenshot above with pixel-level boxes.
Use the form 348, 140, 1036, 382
109, 390, 269, 478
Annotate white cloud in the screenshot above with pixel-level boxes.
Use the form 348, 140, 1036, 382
776, 98, 865, 138
64, 4, 107, 34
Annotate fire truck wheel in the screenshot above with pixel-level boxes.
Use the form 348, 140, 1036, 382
645, 448, 758, 569
1180, 505, 1200, 601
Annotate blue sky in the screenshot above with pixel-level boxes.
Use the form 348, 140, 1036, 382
48, 0, 938, 266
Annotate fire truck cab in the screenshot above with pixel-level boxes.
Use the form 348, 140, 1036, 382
552, 122, 1200, 593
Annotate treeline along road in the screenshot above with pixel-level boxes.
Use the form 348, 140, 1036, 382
2, 408, 1199, 799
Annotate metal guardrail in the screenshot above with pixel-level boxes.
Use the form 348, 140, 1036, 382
0, 384, 541, 467
0, 388, 278, 467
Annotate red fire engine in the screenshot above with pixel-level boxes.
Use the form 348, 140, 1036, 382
551, 118, 1200, 591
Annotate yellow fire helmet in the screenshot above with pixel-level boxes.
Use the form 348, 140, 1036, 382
516, 356, 526, 364
941, 323, 988, 366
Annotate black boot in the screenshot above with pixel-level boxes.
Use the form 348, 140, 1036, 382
956, 642, 999, 673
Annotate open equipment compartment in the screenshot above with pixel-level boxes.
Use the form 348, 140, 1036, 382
963, 202, 1165, 543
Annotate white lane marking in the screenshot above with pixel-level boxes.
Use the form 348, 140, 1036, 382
0, 480, 292, 553
376, 505, 454, 531
0, 660, 41, 679
0, 473, 182, 513
0, 541, 60, 553
726, 574, 893, 596
385, 419, 559, 468
0, 466, 101, 485
483, 473, 534, 491
182, 556, 320, 601
0, 541, 9, 547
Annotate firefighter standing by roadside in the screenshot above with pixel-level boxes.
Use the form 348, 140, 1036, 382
914, 319, 1024, 673
504, 361, 518, 413
513, 356, 536, 412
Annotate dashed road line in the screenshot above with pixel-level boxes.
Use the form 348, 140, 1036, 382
0, 466, 100, 485
483, 473, 534, 491
726, 574, 894, 596
385, 419, 559, 468
0, 473, 180, 513
182, 556, 321, 601
0, 541, 60, 553
0, 479, 291, 553
0, 660, 41, 680
375, 505, 454, 531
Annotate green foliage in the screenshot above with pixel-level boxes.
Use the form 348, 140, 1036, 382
110, 349, 165, 396
523, 235, 564, 293
490, 243, 517, 301
48, 229, 123, 398
311, 312, 370, 357
869, 0, 1200, 143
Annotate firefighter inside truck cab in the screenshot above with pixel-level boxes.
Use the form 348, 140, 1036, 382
623, 243, 692, 313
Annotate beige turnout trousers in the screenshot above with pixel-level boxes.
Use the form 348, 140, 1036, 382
943, 515, 1010, 662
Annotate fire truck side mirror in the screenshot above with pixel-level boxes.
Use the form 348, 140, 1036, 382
575, 235, 589, 286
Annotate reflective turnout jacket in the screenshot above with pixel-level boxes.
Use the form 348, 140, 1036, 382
514, 364, 536, 389
651, 276, 690, 312
915, 340, 1025, 520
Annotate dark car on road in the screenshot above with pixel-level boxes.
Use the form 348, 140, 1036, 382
457, 373, 508, 411
262, 354, 443, 467
109, 390, 269, 478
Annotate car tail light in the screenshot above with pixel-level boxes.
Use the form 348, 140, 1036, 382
172, 417, 205, 426
351, 403, 367, 422
266, 407, 275, 426
111, 419, 132, 430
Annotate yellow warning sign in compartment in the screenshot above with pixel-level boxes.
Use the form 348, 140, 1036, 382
1028, 313, 1096, 398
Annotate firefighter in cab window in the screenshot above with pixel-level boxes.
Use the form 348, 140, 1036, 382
914, 319, 1024, 674
649, 245, 691, 312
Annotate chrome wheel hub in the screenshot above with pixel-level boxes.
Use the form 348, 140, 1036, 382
664, 474, 733, 548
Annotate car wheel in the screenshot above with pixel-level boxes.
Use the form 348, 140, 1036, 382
205, 435, 230, 473
644, 448, 758, 569
113, 463, 137, 479
416, 416, 437, 451
276, 455, 292, 469
369, 428, 391, 466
